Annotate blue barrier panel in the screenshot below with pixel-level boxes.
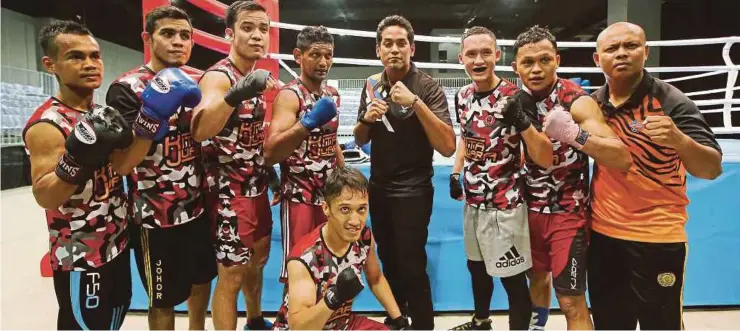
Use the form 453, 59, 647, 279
130, 140, 740, 312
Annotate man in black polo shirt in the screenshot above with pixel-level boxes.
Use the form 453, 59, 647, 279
589, 22, 722, 330
353, 15, 456, 330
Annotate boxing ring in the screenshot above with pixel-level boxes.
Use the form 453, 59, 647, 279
131, 0, 740, 313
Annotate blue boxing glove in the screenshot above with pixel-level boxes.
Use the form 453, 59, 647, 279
133, 67, 202, 140
300, 96, 337, 131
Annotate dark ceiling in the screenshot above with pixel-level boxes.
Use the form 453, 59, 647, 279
1, 0, 609, 66
1, 0, 738, 71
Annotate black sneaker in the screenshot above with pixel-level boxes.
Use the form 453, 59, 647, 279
450, 317, 493, 330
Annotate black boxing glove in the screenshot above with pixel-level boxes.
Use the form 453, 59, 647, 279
501, 91, 535, 132
449, 173, 463, 200
224, 69, 271, 107
387, 316, 410, 330
324, 267, 364, 310
267, 166, 280, 194
56, 107, 130, 185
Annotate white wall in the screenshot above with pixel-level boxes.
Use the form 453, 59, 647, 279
1, 9, 41, 85
97, 39, 145, 94
0, 8, 144, 102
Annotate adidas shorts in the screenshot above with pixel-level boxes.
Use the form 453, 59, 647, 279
464, 203, 532, 277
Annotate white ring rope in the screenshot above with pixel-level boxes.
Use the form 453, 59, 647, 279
686, 86, 740, 97
662, 70, 729, 83
693, 99, 740, 106
263, 21, 740, 133
277, 58, 300, 79
568, 73, 737, 92
267, 53, 740, 73
272, 21, 740, 48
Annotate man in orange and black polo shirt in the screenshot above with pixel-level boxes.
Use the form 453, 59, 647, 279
589, 22, 723, 330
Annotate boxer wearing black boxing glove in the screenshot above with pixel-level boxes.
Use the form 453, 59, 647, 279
56, 107, 132, 185
272, 167, 407, 331
193, 6, 282, 329
24, 20, 133, 331
193, 67, 277, 142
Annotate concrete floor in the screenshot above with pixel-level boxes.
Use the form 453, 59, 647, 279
2, 186, 739, 330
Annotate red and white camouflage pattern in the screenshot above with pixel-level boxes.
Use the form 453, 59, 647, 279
456, 80, 526, 210
24, 98, 129, 271
273, 225, 372, 330
280, 80, 341, 206
523, 78, 590, 214
113, 66, 204, 229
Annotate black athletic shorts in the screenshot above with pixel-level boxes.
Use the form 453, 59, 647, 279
53, 249, 132, 330
133, 215, 217, 308
587, 231, 687, 330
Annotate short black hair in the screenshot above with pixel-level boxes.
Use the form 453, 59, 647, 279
226, 1, 267, 30
376, 15, 414, 45
513, 25, 558, 56
39, 20, 93, 58
324, 167, 368, 205
296, 26, 334, 52
461, 26, 497, 49
145, 6, 191, 36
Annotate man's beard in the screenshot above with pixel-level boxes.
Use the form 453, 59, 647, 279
155, 53, 184, 68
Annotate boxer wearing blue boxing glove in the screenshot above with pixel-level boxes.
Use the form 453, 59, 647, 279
105, 9, 217, 331
133, 67, 202, 141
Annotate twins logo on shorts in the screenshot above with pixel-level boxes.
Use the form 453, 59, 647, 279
23, 99, 128, 271
113, 66, 204, 229
523, 78, 589, 214
202, 58, 272, 198
455, 81, 525, 210
273, 226, 372, 330
280, 80, 341, 205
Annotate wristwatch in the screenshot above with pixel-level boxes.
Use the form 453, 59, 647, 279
359, 116, 375, 126
575, 129, 591, 146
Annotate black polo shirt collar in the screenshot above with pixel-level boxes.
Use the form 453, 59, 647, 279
595, 69, 654, 115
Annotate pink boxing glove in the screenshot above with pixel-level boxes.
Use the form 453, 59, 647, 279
543, 108, 590, 149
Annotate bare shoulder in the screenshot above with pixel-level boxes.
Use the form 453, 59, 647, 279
571, 95, 604, 123
25, 122, 65, 154
198, 70, 232, 92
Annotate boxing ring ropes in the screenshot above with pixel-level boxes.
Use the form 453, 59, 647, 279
143, 0, 740, 137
